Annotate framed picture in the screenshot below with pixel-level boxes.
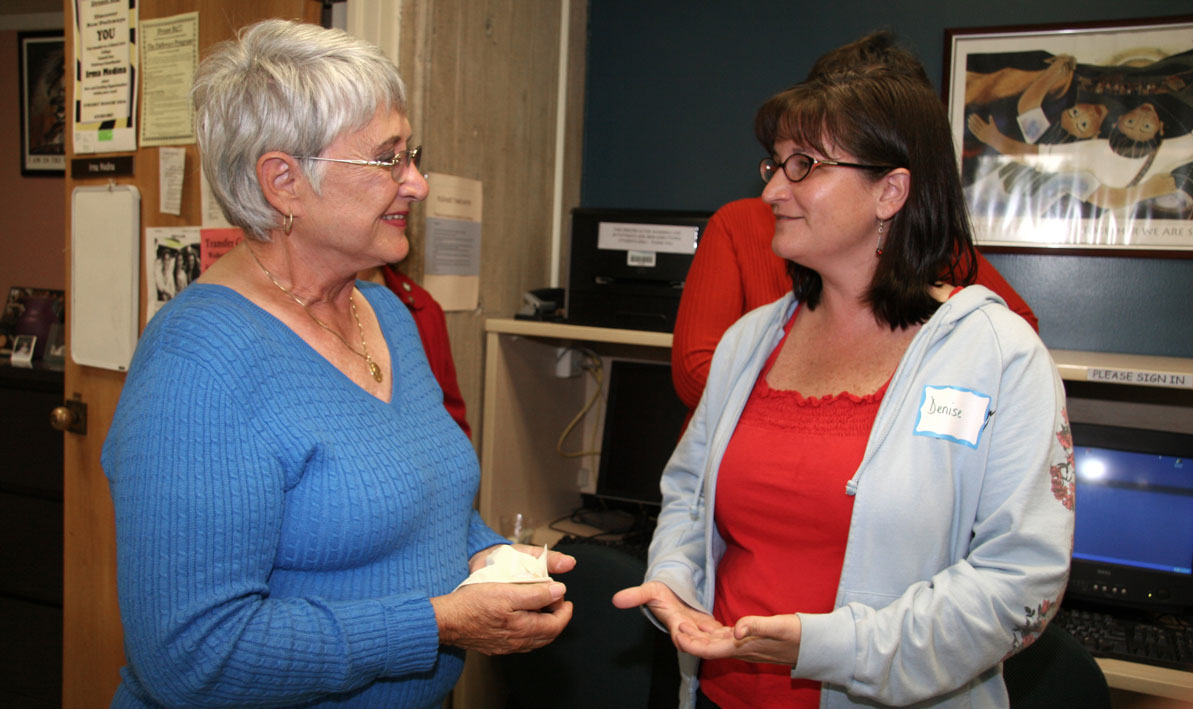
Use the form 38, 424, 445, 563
945, 16, 1193, 253
10, 335, 36, 366
18, 30, 66, 176
44, 323, 66, 364
0, 286, 66, 358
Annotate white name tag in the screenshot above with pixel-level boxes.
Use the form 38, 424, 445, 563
914, 385, 991, 449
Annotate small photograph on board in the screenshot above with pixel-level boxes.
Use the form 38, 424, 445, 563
146, 228, 201, 321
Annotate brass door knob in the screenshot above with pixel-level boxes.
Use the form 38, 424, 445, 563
50, 406, 77, 431
50, 397, 87, 434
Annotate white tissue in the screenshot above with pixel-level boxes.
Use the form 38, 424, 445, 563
455, 545, 551, 590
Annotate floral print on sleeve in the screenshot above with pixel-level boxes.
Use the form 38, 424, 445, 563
1007, 588, 1067, 657
1049, 409, 1075, 510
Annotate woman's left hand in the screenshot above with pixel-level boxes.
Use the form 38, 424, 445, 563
674, 613, 803, 666
468, 543, 577, 576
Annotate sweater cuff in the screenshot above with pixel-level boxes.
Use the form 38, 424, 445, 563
790, 608, 856, 684
340, 595, 442, 677
646, 565, 705, 614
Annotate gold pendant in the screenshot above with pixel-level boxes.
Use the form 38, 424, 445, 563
369, 360, 384, 383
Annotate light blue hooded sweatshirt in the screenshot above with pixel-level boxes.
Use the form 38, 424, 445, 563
645, 286, 1074, 708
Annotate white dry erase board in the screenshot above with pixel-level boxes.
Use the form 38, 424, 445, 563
71, 184, 141, 371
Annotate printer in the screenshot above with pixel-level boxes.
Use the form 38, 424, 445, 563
566, 207, 712, 332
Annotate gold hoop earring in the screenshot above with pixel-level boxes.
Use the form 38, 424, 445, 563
283, 211, 294, 235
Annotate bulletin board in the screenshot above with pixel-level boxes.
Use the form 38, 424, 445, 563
71, 184, 140, 371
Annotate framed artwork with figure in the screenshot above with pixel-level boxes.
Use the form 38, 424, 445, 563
19, 30, 66, 176
945, 16, 1193, 254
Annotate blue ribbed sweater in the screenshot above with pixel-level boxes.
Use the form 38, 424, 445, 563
101, 282, 505, 708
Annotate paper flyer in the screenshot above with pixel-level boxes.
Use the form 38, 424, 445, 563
158, 146, 185, 215
71, 0, 138, 154
200, 167, 234, 228
200, 228, 243, 272
423, 173, 483, 312
139, 12, 198, 147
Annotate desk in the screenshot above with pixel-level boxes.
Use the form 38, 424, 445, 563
452, 320, 671, 709
1100, 659, 1193, 705
459, 319, 1193, 709
477, 319, 671, 537
1051, 349, 1193, 390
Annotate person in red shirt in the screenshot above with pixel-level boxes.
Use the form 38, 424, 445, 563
378, 265, 471, 437
671, 32, 1039, 414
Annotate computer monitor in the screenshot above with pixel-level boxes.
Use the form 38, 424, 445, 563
1066, 422, 1193, 614
593, 360, 688, 508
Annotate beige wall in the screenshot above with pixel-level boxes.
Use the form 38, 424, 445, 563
397, 0, 587, 451
0, 29, 65, 300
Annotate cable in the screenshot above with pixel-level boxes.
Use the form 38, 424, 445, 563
555, 348, 604, 458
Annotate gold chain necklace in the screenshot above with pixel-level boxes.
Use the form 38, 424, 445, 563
246, 245, 383, 383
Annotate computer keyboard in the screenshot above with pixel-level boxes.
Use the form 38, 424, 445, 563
554, 533, 651, 562
1054, 606, 1193, 672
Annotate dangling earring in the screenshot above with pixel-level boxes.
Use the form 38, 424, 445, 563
283, 211, 294, 235
875, 219, 886, 256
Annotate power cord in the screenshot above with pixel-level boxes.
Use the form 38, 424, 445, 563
555, 348, 604, 458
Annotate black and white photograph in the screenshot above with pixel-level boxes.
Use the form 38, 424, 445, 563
146, 229, 202, 320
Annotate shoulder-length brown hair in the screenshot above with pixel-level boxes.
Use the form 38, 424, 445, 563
755, 68, 977, 329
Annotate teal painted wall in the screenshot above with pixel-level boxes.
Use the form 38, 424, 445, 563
580, 2, 1193, 356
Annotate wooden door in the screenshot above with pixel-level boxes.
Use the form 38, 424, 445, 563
61, 3, 323, 706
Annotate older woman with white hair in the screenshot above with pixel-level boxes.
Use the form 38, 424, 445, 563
102, 19, 573, 708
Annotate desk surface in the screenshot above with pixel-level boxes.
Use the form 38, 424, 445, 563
1099, 658, 1193, 702
486, 318, 672, 348
488, 319, 1193, 391
1051, 349, 1193, 389
0, 361, 64, 390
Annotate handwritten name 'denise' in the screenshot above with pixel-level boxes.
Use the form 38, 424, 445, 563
926, 396, 963, 418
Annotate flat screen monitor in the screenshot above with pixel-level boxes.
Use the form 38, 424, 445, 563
1067, 422, 1193, 613
594, 360, 687, 507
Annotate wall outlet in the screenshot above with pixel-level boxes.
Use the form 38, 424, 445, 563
554, 347, 582, 378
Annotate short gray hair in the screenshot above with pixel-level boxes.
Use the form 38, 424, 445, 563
193, 19, 408, 240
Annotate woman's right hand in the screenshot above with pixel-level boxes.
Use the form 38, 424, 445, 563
614, 582, 803, 665
430, 582, 572, 655
612, 581, 723, 641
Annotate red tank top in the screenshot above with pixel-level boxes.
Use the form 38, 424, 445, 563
700, 310, 887, 709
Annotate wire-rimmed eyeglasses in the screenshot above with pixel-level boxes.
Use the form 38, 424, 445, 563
297, 146, 423, 183
759, 152, 892, 184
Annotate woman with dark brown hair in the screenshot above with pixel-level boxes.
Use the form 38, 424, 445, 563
616, 41, 1073, 709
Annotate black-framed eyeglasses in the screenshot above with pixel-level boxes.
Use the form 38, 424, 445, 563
297, 145, 423, 183
759, 152, 892, 184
